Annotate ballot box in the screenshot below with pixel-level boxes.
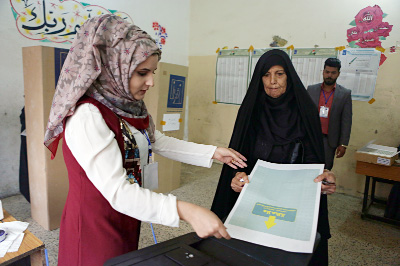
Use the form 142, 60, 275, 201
104, 232, 320, 266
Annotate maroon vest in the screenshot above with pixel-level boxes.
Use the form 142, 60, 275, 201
58, 96, 140, 266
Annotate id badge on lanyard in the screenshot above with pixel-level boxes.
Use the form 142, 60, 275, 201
320, 89, 333, 118
142, 130, 159, 190
319, 106, 329, 118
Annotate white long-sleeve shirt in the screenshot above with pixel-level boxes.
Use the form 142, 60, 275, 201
65, 103, 217, 227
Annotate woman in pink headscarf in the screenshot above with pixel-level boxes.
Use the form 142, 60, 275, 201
44, 14, 246, 266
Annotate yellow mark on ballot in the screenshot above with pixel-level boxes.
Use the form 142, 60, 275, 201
252, 202, 297, 222
264, 216, 277, 229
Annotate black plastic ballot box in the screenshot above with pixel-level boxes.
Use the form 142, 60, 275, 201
104, 232, 320, 266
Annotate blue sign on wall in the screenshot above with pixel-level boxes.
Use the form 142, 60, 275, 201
54, 48, 69, 89
167, 75, 186, 108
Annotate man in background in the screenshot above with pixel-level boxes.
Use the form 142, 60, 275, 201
307, 58, 352, 170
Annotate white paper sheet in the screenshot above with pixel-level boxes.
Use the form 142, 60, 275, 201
215, 55, 249, 104
8, 233, 25, 252
0, 221, 29, 258
337, 48, 381, 101
162, 114, 180, 131
292, 57, 327, 88
224, 160, 323, 253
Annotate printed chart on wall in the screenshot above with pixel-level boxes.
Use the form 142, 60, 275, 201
215, 49, 249, 105
292, 48, 338, 89
337, 48, 381, 101
250, 48, 290, 84
225, 160, 323, 253
167, 75, 186, 109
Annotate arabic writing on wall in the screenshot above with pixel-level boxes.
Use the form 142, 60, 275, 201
346, 5, 393, 49
10, 0, 133, 43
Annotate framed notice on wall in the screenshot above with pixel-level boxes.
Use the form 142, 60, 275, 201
214, 47, 379, 105
215, 49, 250, 105
167, 75, 186, 109
337, 48, 381, 101
291, 48, 338, 89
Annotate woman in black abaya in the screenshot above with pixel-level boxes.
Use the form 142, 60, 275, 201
211, 49, 336, 265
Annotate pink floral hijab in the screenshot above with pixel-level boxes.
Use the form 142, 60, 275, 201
44, 14, 160, 158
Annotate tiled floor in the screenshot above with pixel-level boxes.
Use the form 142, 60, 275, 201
2, 163, 400, 265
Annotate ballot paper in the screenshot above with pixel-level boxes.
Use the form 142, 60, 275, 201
224, 160, 324, 253
0, 221, 29, 258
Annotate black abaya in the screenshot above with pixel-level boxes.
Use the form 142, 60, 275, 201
210, 50, 330, 264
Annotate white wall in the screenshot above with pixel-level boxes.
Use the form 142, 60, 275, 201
0, 0, 190, 198
189, 0, 400, 55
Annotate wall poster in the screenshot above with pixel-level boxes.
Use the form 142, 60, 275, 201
167, 75, 186, 109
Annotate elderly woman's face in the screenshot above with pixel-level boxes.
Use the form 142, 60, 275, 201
262, 65, 287, 98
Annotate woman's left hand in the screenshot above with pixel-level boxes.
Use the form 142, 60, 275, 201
212, 147, 247, 169
314, 169, 336, 195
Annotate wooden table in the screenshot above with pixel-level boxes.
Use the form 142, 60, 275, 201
355, 161, 400, 226
0, 210, 45, 266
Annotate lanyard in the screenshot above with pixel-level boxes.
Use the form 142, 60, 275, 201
141, 130, 152, 161
322, 90, 334, 105
120, 118, 153, 163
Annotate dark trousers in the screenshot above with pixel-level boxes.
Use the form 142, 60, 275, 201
309, 237, 328, 266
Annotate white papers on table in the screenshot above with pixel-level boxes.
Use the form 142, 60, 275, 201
225, 160, 324, 253
357, 140, 399, 157
0, 221, 29, 258
162, 114, 180, 131
337, 48, 381, 101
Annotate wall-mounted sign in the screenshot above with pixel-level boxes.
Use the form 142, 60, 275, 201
167, 75, 185, 109
347, 5, 393, 49
10, 0, 132, 43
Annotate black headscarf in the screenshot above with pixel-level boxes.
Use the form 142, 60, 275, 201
211, 49, 326, 226
253, 54, 305, 163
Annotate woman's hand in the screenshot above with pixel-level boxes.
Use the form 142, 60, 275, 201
314, 169, 336, 195
231, 172, 250, 193
177, 201, 230, 239
212, 147, 247, 169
